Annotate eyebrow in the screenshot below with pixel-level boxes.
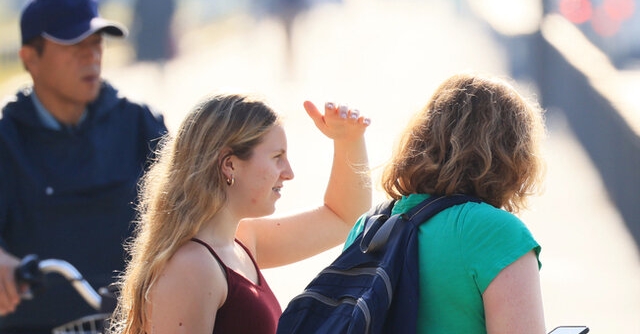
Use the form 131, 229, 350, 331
268, 147, 286, 156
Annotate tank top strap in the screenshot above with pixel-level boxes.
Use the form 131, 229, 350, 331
190, 237, 263, 283
190, 237, 227, 270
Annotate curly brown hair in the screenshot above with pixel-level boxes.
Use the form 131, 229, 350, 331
381, 73, 546, 212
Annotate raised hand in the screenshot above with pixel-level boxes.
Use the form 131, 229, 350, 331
303, 101, 370, 142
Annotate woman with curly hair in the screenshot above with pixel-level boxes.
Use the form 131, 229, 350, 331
343, 73, 547, 333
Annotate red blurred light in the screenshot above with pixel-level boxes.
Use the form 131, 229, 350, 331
603, 0, 635, 21
592, 6, 622, 36
559, 0, 593, 24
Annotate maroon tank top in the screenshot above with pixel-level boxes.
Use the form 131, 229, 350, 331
190, 238, 282, 334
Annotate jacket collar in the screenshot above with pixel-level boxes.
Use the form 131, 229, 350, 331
1, 81, 121, 130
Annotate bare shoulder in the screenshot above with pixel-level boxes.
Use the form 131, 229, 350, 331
153, 241, 227, 309
147, 241, 228, 332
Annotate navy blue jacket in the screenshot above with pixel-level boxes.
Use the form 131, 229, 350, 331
0, 82, 167, 333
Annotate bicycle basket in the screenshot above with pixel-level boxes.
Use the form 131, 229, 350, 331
52, 313, 110, 334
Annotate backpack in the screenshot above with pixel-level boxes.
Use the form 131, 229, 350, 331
276, 194, 481, 334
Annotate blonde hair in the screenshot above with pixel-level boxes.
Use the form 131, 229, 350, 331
109, 94, 279, 334
382, 73, 546, 212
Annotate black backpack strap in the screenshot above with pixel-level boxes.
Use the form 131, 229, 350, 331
361, 194, 481, 253
360, 199, 395, 249
405, 194, 481, 224
366, 198, 395, 219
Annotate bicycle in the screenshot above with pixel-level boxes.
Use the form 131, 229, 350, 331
15, 254, 117, 334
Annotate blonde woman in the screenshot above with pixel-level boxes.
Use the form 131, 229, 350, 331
343, 73, 547, 333
110, 94, 371, 334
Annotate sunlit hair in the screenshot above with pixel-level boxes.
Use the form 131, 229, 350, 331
109, 94, 280, 334
381, 73, 546, 212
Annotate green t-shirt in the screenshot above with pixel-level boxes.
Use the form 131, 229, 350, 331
344, 194, 541, 334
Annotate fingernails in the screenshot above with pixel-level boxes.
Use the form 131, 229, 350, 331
349, 109, 359, 120
325, 102, 335, 110
339, 105, 348, 119
363, 118, 371, 125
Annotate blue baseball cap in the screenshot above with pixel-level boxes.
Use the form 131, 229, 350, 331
20, 0, 128, 45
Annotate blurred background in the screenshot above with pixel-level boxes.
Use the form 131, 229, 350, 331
1, 0, 639, 332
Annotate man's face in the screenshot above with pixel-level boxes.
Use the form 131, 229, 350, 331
26, 33, 104, 106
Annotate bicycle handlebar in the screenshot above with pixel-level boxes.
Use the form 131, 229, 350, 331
15, 255, 102, 311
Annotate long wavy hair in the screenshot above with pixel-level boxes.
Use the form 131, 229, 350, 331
109, 94, 279, 334
382, 73, 546, 212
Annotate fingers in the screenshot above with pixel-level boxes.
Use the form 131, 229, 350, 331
302, 100, 370, 141
303, 100, 321, 120
336, 104, 348, 119
304, 100, 332, 139
303, 99, 371, 141
0, 253, 21, 315
324, 102, 371, 126
347, 108, 359, 121
0, 277, 20, 315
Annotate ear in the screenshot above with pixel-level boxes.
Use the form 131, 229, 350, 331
219, 148, 235, 177
19, 46, 38, 73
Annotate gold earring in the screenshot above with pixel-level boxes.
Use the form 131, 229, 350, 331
226, 175, 235, 186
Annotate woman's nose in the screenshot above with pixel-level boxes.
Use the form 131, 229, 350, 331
282, 160, 294, 180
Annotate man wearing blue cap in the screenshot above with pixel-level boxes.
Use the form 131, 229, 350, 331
0, 0, 167, 332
